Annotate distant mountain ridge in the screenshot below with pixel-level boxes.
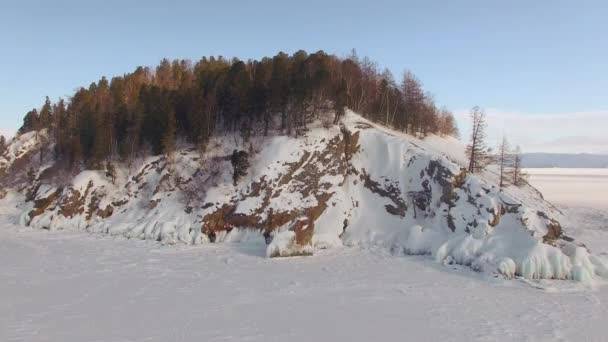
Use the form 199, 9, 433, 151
522, 153, 608, 168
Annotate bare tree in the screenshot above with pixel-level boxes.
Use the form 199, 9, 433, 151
437, 107, 459, 137
400, 71, 424, 134
497, 136, 512, 188
511, 145, 528, 186
466, 106, 491, 173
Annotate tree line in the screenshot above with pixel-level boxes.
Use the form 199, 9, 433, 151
16, 50, 458, 173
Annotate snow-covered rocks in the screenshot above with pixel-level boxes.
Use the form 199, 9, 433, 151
2, 110, 606, 283
266, 230, 314, 258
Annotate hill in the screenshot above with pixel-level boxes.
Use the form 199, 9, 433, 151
1, 110, 606, 283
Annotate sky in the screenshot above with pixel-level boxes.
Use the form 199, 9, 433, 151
1, 0, 607, 153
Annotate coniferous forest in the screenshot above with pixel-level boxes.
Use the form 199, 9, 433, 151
17, 50, 458, 172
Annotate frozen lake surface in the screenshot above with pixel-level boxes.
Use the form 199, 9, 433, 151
2, 227, 608, 342
526, 168, 608, 210
527, 168, 608, 255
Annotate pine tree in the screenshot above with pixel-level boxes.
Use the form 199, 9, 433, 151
92, 77, 115, 166
36, 99, 52, 164
65, 104, 83, 172
0, 135, 6, 156
269, 53, 290, 132
162, 109, 177, 168
252, 60, 271, 135
20, 109, 40, 134
466, 106, 491, 173
39, 96, 53, 129
220, 60, 251, 131
52, 99, 67, 160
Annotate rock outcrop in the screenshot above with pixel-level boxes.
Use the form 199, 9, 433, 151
2, 111, 606, 282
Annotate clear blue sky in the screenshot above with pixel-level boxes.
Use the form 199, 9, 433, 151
1, 0, 607, 152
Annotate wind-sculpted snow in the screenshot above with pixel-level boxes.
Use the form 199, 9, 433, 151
2, 110, 607, 283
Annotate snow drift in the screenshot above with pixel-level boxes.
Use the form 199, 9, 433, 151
1, 110, 606, 283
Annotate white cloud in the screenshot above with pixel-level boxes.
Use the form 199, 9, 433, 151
454, 109, 608, 154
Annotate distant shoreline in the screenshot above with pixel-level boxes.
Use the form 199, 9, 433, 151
522, 153, 608, 169
525, 168, 608, 177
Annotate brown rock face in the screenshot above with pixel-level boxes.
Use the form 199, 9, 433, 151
543, 220, 563, 245
58, 189, 85, 218
29, 188, 62, 220
360, 171, 407, 217
536, 211, 562, 245
294, 217, 314, 246
200, 129, 358, 249
97, 205, 114, 219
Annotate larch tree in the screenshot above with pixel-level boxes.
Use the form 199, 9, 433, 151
379, 69, 396, 126
400, 71, 424, 133
497, 135, 512, 188
437, 107, 458, 137
511, 145, 528, 186
466, 106, 490, 173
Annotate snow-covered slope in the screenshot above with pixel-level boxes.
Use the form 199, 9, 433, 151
2, 111, 607, 283
0, 129, 52, 188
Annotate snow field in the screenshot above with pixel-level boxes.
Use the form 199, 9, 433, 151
2, 221, 608, 342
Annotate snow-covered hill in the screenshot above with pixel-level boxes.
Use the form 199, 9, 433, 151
1, 111, 607, 283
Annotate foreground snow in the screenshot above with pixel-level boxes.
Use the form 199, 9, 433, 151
2, 215, 608, 342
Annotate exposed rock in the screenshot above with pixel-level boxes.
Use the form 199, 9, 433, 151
97, 204, 114, 219
58, 188, 86, 218
267, 229, 314, 258
360, 171, 407, 217
29, 188, 62, 220
294, 217, 314, 246
543, 220, 562, 245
